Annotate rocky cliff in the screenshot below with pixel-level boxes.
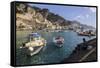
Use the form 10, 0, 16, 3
16, 3, 95, 31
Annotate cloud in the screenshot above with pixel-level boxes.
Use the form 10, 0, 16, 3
75, 14, 89, 20
76, 15, 82, 19
74, 15, 84, 20
86, 14, 89, 18
83, 7, 96, 13
76, 15, 81, 18
89, 8, 96, 13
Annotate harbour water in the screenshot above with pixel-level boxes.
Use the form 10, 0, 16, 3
16, 30, 96, 65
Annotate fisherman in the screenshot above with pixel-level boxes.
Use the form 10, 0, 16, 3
83, 38, 86, 43
82, 38, 87, 50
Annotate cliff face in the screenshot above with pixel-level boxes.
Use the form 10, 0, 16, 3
16, 4, 56, 30
16, 3, 95, 31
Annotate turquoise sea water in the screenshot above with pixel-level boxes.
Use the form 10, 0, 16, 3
16, 31, 95, 65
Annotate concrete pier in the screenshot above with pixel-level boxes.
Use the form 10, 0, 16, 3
61, 38, 97, 63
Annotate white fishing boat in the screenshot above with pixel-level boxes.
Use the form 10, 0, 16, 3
20, 33, 46, 56
53, 36, 64, 47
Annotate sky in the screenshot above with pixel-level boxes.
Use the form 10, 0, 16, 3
28, 3, 96, 28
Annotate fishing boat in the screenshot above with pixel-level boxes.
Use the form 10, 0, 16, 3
53, 36, 64, 47
77, 31, 95, 36
20, 33, 46, 56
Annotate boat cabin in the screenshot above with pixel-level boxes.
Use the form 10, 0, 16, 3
28, 33, 41, 42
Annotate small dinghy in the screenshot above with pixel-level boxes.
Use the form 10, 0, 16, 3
20, 33, 46, 56
53, 36, 64, 47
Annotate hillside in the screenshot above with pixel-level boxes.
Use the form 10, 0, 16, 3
16, 3, 95, 31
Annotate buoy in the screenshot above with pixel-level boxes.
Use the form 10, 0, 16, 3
28, 47, 34, 51
20, 46, 23, 49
